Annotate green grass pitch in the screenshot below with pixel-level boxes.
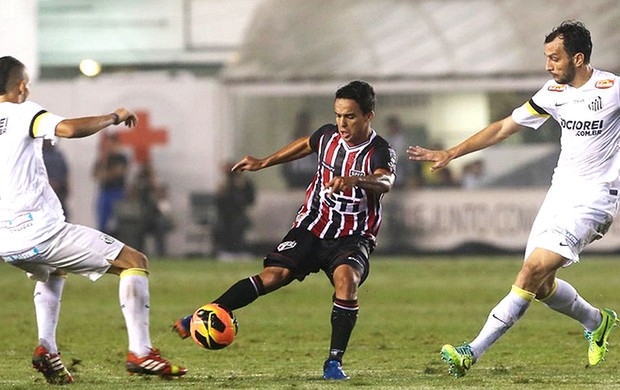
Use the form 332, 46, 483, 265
2, 255, 620, 389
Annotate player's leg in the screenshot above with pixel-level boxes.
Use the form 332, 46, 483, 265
539, 277, 617, 365
173, 227, 310, 339
533, 200, 618, 365
441, 248, 564, 377
106, 246, 152, 357
31, 270, 75, 384
472, 248, 564, 357
323, 263, 361, 380
173, 266, 292, 338
108, 245, 187, 377
33, 271, 66, 357
323, 237, 370, 380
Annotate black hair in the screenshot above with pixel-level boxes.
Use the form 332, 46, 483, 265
545, 20, 592, 63
0, 56, 25, 95
335, 80, 375, 115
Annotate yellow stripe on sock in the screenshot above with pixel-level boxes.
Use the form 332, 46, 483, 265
120, 268, 149, 278
511, 285, 536, 302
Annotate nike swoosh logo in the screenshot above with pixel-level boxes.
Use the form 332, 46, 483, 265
555, 102, 568, 107
492, 314, 508, 325
559, 242, 569, 247
595, 316, 610, 347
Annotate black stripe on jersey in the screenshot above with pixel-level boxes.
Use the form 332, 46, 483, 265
29, 110, 48, 138
333, 146, 346, 177
528, 99, 549, 116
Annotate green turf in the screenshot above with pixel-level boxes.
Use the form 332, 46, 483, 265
2, 255, 620, 389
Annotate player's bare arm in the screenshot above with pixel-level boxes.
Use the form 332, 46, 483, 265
407, 115, 523, 171
232, 136, 313, 172
55, 108, 137, 139
326, 168, 394, 197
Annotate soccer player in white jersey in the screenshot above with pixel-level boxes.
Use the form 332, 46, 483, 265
0, 56, 186, 384
408, 20, 619, 377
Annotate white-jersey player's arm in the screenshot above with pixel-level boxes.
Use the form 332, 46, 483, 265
55, 108, 137, 139
408, 116, 525, 171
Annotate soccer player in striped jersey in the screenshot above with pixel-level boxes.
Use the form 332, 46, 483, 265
174, 80, 396, 380
408, 20, 619, 377
0, 56, 186, 384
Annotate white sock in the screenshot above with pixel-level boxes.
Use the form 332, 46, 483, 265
540, 278, 601, 331
469, 285, 535, 361
119, 269, 152, 357
33, 275, 66, 355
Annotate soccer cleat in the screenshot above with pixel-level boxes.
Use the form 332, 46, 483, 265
126, 348, 187, 378
322, 359, 349, 380
32, 346, 75, 385
584, 308, 618, 366
440, 343, 474, 378
172, 315, 192, 339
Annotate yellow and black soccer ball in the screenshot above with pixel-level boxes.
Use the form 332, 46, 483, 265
190, 303, 238, 350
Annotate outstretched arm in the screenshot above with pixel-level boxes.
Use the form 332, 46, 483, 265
325, 168, 394, 197
55, 108, 137, 139
232, 136, 313, 172
407, 115, 524, 171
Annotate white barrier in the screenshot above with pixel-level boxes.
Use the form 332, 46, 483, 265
244, 189, 620, 254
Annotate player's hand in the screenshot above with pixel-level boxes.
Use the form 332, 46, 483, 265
114, 108, 138, 127
407, 145, 452, 171
231, 156, 263, 172
325, 176, 358, 197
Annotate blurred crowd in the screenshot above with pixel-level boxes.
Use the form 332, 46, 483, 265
42, 114, 485, 260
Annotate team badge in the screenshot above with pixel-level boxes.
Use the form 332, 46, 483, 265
277, 240, 297, 252
99, 234, 115, 245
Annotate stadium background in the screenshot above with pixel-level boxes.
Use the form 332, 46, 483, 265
3, 0, 620, 256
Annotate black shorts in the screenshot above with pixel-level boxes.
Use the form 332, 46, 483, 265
264, 228, 374, 285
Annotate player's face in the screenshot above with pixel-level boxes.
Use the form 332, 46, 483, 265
334, 98, 374, 146
544, 36, 577, 85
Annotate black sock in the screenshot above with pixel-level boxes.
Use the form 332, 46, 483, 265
328, 297, 359, 362
213, 275, 265, 311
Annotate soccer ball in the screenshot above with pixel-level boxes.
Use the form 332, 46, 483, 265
189, 303, 238, 350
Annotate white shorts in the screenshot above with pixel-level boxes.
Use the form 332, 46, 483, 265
1, 223, 124, 282
525, 184, 619, 266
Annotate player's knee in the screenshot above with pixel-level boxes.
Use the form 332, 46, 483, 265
113, 246, 149, 271
132, 250, 149, 270
259, 267, 291, 291
333, 263, 361, 284
332, 264, 360, 300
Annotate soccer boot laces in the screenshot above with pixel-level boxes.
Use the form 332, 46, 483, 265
32, 346, 75, 385
440, 343, 474, 378
584, 308, 618, 366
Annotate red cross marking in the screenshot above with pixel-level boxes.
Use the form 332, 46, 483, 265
116, 110, 168, 164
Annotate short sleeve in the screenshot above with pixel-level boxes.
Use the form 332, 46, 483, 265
511, 98, 550, 130
26, 102, 65, 140
371, 145, 397, 174
309, 124, 334, 152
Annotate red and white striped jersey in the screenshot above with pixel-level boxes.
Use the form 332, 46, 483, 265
292, 124, 396, 242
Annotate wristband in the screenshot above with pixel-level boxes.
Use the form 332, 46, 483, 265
111, 113, 120, 125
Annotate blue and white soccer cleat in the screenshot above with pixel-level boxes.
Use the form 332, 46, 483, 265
323, 359, 350, 380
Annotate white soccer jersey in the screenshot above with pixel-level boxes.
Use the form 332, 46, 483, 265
512, 69, 620, 188
0, 101, 66, 253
